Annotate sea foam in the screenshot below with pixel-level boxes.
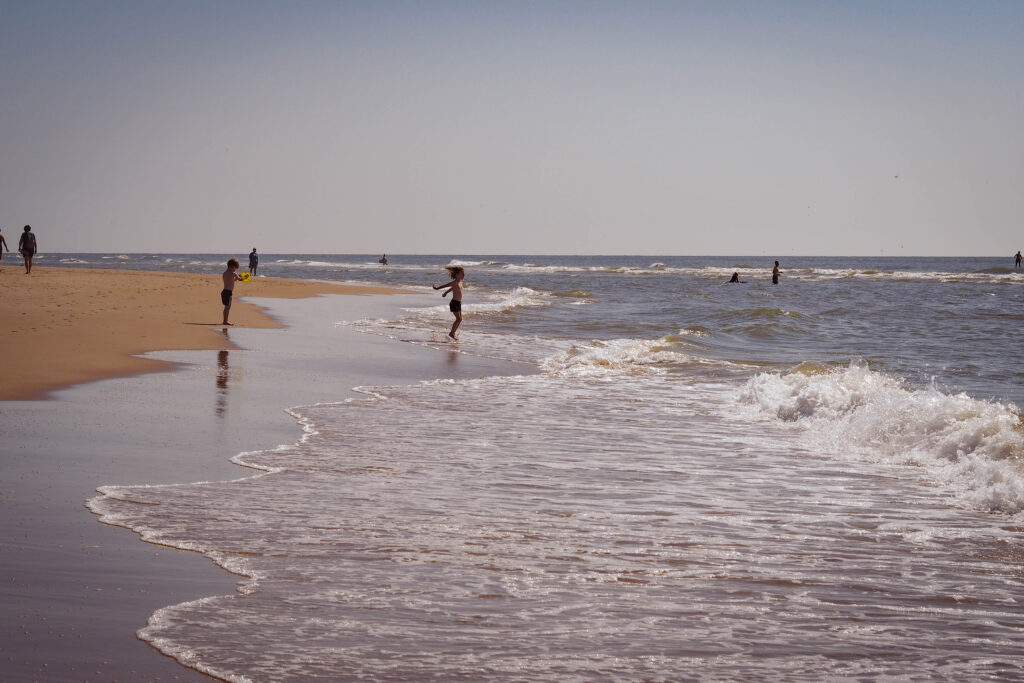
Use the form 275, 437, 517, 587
540, 338, 689, 377
737, 363, 1024, 514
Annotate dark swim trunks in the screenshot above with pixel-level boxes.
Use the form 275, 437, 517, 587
221, 289, 233, 306
449, 299, 462, 313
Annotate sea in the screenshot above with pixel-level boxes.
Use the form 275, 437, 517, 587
56, 253, 1024, 681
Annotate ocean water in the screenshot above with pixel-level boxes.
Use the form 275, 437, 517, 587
76, 254, 1024, 680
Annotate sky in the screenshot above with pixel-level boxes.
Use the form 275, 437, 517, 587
1, 1, 1022, 256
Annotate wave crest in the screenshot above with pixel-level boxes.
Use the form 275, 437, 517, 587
541, 338, 687, 377
737, 363, 1024, 514
447, 259, 504, 267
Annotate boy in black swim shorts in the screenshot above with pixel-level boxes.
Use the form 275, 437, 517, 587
221, 258, 242, 325
433, 265, 465, 339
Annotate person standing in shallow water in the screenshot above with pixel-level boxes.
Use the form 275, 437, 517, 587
1015, 251, 1021, 269
221, 258, 243, 325
432, 265, 465, 340
249, 248, 259, 277
772, 260, 780, 285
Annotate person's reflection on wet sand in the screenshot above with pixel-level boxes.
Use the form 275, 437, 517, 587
216, 349, 230, 417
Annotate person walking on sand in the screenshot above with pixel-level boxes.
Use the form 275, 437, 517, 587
221, 258, 243, 325
0, 228, 9, 269
432, 265, 465, 340
249, 248, 259, 277
772, 260, 780, 285
18, 225, 36, 274
1015, 251, 1021, 269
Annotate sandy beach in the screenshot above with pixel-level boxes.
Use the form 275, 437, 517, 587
0, 269, 527, 680
0, 266, 409, 401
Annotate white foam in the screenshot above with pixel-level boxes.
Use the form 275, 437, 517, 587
481, 286, 549, 312
393, 286, 552, 320
272, 259, 342, 267
736, 363, 1024, 514
540, 338, 688, 377
502, 263, 586, 273
446, 259, 503, 267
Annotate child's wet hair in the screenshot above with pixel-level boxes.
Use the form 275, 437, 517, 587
228, 258, 240, 268
445, 265, 465, 278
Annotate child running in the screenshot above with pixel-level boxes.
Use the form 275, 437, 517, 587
221, 258, 243, 325
432, 265, 465, 340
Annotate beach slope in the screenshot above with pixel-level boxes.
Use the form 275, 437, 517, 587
0, 278, 526, 680
0, 267, 407, 400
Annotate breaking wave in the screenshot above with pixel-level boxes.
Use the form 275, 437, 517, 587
737, 363, 1024, 514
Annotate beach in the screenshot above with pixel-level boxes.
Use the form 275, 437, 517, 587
4, 0, 1022, 676
0, 267, 526, 680
5, 255, 1024, 680
0, 266, 409, 401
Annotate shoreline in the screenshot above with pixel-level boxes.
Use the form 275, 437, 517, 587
0, 287, 530, 680
0, 266, 411, 400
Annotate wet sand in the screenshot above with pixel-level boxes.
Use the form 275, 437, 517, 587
0, 266, 409, 400
0, 286, 528, 680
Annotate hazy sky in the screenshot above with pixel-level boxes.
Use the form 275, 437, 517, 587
1, 1, 1022, 255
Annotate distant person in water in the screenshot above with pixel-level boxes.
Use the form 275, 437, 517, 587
1016, 251, 1021, 269
249, 248, 259, 276
0, 228, 9, 268
432, 265, 465, 340
379, 254, 388, 265
18, 225, 36, 274
221, 258, 243, 325
728, 272, 744, 283
771, 260, 780, 285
